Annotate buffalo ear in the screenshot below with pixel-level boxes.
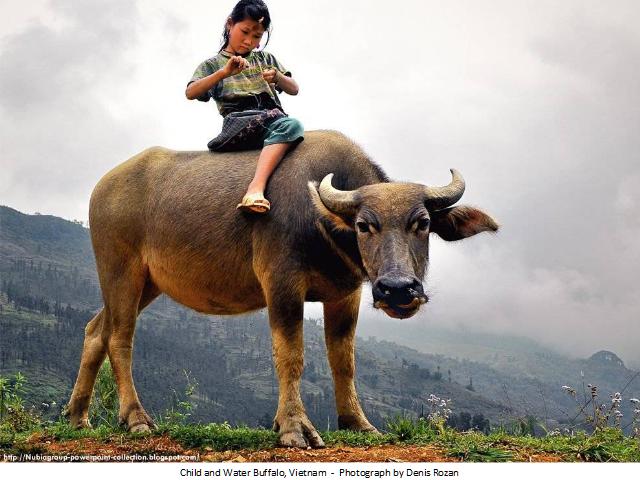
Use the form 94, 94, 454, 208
430, 205, 499, 241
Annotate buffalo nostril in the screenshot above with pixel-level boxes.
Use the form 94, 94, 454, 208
408, 280, 424, 294
374, 276, 424, 305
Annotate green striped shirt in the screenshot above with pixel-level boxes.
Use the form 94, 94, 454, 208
189, 50, 291, 117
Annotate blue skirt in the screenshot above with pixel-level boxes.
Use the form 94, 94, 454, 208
207, 109, 304, 152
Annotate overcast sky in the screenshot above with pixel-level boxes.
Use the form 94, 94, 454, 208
1, 0, 639, 366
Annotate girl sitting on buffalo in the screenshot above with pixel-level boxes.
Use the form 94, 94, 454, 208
186, 0, 302, 214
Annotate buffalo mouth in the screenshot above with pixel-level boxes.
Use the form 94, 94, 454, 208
374, 297, 425, 319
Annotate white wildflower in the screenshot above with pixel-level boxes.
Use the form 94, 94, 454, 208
611, 392, 622, 408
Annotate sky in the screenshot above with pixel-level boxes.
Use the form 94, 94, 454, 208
1, 0, 639, 366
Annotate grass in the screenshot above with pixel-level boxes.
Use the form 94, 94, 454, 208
432, 427, 640, 462
3, 419, 639, 461
504, 428, 640, 462
321, 429, 395, 447
160, 423, 278, 450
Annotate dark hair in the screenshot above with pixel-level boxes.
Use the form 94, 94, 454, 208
220, 0, 272, 52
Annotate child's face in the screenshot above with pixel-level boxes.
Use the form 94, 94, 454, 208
226, 18, 266, 55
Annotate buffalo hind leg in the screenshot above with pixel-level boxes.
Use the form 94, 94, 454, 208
267, 289, 325, 448
323, 288, 379, 433
66, 308, 109, 428
66, 275, 159, 429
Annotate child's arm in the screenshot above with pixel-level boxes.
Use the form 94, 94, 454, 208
262, 69, 299, 96
185, 56, 250, 100
185, 69, 227, 100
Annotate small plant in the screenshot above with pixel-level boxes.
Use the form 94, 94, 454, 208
88, 360, 120, 428
385, 394, 452, 442
426, 394, 452, 434
162, 370, 199, 425
385, 413, 437, 443
628, 398, 640, 438
0, 372, 41, 433
386, 414, 418, 441
562, 377, 640, 436
503, 415, 538, 437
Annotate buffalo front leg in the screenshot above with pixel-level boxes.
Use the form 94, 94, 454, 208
268, 294, 325, 448
324, 288, 378, 433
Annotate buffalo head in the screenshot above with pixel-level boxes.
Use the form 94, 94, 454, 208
312, 170, 498, 319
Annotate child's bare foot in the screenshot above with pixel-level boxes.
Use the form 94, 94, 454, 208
237, 192, 270, 213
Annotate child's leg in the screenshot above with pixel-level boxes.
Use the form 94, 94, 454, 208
237, 117, 304, 212
245, 142, 291, 196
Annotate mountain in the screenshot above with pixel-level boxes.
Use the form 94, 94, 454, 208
357, 320, 640, 431
0, 205, 99, 309
1, 205, 639, 433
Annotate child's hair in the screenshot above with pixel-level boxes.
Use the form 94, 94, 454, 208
220, 0, 272, 52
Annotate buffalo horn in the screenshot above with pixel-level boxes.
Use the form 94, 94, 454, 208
424, 169, 466, 210
318, 174, 360, 215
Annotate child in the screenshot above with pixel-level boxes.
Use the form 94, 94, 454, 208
186, 0, 303, 214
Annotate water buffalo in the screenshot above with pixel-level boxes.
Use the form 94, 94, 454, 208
66, 130, 498, 447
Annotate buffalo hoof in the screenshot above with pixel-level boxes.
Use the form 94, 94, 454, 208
355, 425, 381, 435
338, 415, 381, 435
69, 417, 92, 430
279, 431, 311, 448
120, 407, 156, 433
274, 416, 325, 449
130, 423, 152, 433
63, 403, 92, 429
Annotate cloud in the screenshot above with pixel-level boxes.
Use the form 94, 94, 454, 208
0, 0, 143, 219
0, 0, 189, 221
1, 0, 639, 365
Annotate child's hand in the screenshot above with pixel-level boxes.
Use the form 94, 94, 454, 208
262, 68, 279, 85
223, 56, 250, 77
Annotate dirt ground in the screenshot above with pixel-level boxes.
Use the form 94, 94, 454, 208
11, 433, 563, 462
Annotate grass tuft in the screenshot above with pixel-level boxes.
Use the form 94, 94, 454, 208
160, 422, 278, 450
321, 429, 394, 447
385, 415, 437, 443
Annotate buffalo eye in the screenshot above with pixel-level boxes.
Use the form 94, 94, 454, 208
356, 221, 371, 233
416, 218, 430, 232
